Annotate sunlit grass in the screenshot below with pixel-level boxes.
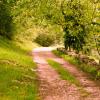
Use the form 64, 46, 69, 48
48, 59, 80, 86
0, 36, 39, 100
53, 50, 100, 80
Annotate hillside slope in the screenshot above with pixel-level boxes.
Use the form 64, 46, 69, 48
0, 36, 39, 100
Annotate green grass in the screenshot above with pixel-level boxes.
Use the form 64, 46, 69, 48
0, 36, 39, 100
53, 50, 100, 80
48, 59, 90, 97
48, 59, 80, 86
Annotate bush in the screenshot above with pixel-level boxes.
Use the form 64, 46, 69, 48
34, 34, 54, 47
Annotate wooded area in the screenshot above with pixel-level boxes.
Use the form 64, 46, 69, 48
0, 0, 100, 99
0, 0, 100, 58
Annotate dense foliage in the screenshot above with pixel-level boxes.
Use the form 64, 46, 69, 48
0, 0, 100, 58
91, 0, 100, 59
35, 33, 54, 47
0, 0, 12, 39
62, 0, 90, 52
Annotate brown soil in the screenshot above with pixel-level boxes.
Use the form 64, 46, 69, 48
33, 50, 100, 100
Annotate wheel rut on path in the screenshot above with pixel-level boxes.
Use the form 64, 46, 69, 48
33, 48, 100, 100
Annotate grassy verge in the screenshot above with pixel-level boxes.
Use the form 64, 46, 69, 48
0, 36, 39, 100
48, 59, 80, 86
53, 50, 100, 80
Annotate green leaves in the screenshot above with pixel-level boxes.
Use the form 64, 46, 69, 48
61, 0, 88, 51
0, 0, 99, 55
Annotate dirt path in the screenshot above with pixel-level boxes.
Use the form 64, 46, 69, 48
33, 47, 100, 100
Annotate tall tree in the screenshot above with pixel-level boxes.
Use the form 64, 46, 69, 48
55, 0, 94, 52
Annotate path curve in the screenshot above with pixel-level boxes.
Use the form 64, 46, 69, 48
33, 47, 100, 100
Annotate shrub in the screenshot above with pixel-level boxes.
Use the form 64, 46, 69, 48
34, 34, 54, 47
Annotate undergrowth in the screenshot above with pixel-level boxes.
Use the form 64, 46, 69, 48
53, 50, 100, 80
